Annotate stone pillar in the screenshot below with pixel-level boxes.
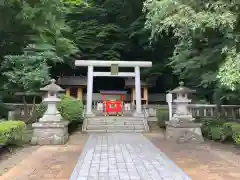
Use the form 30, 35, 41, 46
86, 65, 94, 117
133, 66, 143, 117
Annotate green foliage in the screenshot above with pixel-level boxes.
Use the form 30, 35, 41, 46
232, 124, 240, 145
0, 120, 26, 145
198, 118, 240, 144
58, 95, 84, 123
35, 102, 47, 119
156, 108, 169, 128
233, 132, 240, 145
217, 48, 240, 90
0, 0, 78, 95
199, 118, 226, 138
221, 122, 239, 141
64, 0, 85, 6
210, 126, 223, 140
144, 0, 240, 94
1, 44, 57, 93
68, 4, 127, 60
18, 0, 78, 57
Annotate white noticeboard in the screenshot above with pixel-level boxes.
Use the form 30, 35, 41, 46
166, 93, 173, 121
166, 93, 172, 103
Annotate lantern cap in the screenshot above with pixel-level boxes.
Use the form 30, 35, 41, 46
170, 81, 196, 94
40, 79, 64, 92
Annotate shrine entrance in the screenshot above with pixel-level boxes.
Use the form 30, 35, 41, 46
75, 60, 152, 117
94, 77, 125, 91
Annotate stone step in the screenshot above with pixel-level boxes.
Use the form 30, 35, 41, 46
88, 117, 145, 121
86, 129, 145, 133
87, 124, 145, 129
83, 116, 149, 133
87, 121, 144, 125
87, 124, 145, 127
88, 120, 145, 123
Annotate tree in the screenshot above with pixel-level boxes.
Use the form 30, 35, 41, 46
0, 0, 78, 87
144, 0, 240, 100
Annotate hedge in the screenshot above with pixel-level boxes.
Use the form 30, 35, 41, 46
156, 108, 169, 128
221, 122, 239, 141
197, 118, 240, 146
0, 120, 26, 145
199, 118, 226, 139
58, 95, 84, 123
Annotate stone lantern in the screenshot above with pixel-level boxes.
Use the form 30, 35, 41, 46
171, 81, 196, 123
31, 79, 69, 145
166, 82, 204, 143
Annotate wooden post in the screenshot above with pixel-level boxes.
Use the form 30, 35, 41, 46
131, 88, 135, 105
77, 88, 83, 100
144, 87, 148, 105
66, 88, 70, 96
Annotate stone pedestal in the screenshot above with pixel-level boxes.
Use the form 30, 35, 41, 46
166, 121, 204, 143
31, 121, 69, 145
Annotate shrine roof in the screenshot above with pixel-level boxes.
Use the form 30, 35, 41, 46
124, 78, 153, 88
99, 90, 128, 95
57, 76, 87, 86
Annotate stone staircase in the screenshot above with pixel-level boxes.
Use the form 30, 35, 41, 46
82, 116, 149, 133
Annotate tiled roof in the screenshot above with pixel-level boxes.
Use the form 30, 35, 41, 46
99, 90, 128, 95
57, 76, 87, 86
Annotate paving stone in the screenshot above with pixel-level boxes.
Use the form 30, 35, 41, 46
70, 133, 191, 180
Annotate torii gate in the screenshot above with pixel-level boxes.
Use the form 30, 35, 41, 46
75, 60, 152, 117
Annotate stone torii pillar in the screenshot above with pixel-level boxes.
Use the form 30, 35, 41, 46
86, 65, 94, 117
75, 60, 152, 117
134, 66, 142, 116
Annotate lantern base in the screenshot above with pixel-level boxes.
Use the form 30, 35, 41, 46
31, 121, 69, 145
165, 121, 204, 143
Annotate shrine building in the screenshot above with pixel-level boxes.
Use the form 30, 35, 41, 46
57, 76, 155, 105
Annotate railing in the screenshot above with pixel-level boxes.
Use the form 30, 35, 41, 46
4, 103, 240, 121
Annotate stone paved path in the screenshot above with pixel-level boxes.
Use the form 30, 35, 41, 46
70, 133, 191, 180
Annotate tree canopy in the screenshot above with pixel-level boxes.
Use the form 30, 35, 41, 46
144, 0, 240, 102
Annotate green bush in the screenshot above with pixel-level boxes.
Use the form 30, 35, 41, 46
35, 95, 84, 123
210, 126, 223, 140
221, 122, 239, 141
58, 95, 84, 123
156, 108, 169, 128
199, 118, 226, 138
0, 120, 26, 145
232, 124, 240, 145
